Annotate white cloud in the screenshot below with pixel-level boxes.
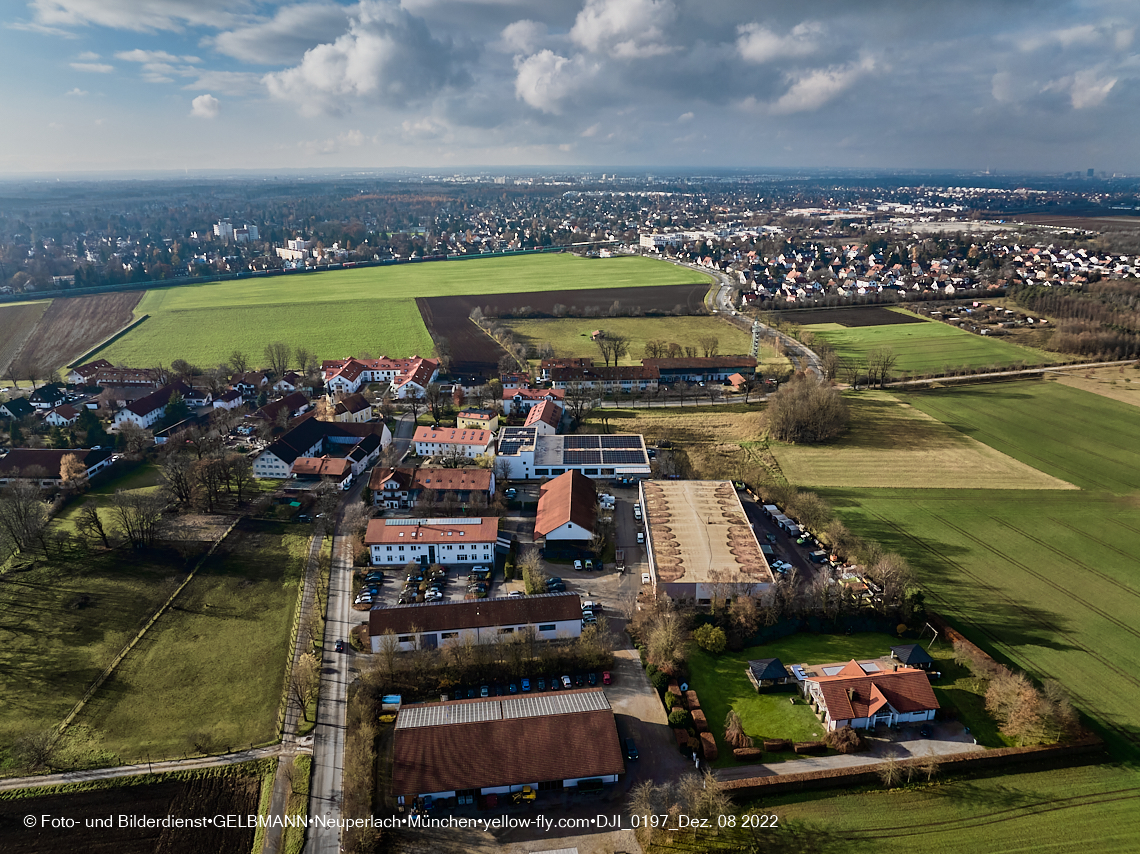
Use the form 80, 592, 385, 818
770, 55, 875, 114
497, 19, 547, 55
299, 129, 369, 155
581, 123, 599, 137
569, 0, 676, 59
65, 87, 88, 96
115, 49, 200, 64
513, 50, 592, 114
31, 0, 252, 32
399, 116, 452, 142
210, 3, 353, 65
190, 93, 220, 118
76, 50, 100, 61
70, 61, 114, 73
736, 21, 822, 64
264, 0, 469, 114
677, 111, 693, 122
1068, 67, 1117, 109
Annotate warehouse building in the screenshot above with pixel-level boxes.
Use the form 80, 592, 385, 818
497, 428, 650, 480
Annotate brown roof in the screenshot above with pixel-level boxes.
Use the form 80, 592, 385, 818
392, 689, 624, 796
369, 591, 580, 636
333, 392, 370, 416
369, 466, 414, 492
125, 381, 193, 416
254, 391, 309, 421
524, 399, 563, 429
413, 426, 493, 447
291, 456, 352, 478
535, 470, 597, 537
51, 404, 80, 420
807, 661, 939, 721
457, 409, 496, 422
72, 359, 113, 378
365, 516, 499, 546
549, 364, 659, 382
370, 466, 494, 495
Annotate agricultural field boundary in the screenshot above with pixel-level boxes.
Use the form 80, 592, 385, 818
274, 532, 320, 741
52, 518, 242, 744
720, 736, 1105, 799
886, 359, 1135, 389
67, 313, 151, 368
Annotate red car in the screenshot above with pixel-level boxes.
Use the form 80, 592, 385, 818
602, 671, 612, 685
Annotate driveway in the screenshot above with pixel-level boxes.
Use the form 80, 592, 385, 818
714, 720, 983, 781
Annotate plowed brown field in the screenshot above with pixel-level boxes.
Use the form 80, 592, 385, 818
16, 292, 142, 373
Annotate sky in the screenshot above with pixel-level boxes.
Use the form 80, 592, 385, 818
2, 0, 1139, 174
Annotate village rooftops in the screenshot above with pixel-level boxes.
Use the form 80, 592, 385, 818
535, 470, 597, 537
364, 516, 499, 546
291, 456, 352, 478
523, 399, 563, 429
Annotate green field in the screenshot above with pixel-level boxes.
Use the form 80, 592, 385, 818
755, 763, 1140, 854
770, 390, 1075, 490
73, 519, 308, 761
499, 315, 788, 372
819, 381, 1140, 762
96, 254, 711, 368
806, 313, 1060, 376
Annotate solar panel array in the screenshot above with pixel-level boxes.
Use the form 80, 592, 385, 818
602, 450, 647, 465
563, 449, 602, 465
385, 517, 482, 527
601, 435, 642, 449
397, 688, 611, 729
564, 435, 601, 449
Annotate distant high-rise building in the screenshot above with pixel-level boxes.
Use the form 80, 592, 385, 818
234, 224, 259, 243
213, 219, 234, 240
1087, 168, 1095, 178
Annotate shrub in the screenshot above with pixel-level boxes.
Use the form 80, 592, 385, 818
648, 669, 669, 691
668, 709, 691, 728
824, 725, 866, 754
763, 739, 792, 752
664, 692, 676, 711
733, 747, 764, 762
674, 728, 690, 752
699, 732, 718, 761
693, 623, 727, 654
767, 372, 850, 443
691, 709, 709, 733
683, 690, 700, 710
794, 741, 827, 755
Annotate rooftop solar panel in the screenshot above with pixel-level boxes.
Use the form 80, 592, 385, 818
602, 450, 647, 465
601, 435, 642, 449
563, 435, 601, 449
564, 449, 602, 465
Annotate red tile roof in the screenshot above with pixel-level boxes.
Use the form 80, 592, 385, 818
524, 399, 563, 429
504, 388, 565, 401
392, 689, 624, 796
291, 456, 352, 478
364, 517, 499, 546
413, 426, 493, 447
535, 470, 597, 537
807, 661, 939, 721
369, 591, 580, 636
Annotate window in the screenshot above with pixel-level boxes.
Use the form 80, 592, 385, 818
386, 546, 392, 551
534, 468, 548, 476
458, 554, 467, 561
398, 545, 405, 551
441, 631, 458, 640
398, 635, 413, 643
499, 627, 514, 634
538, 624, 555, 632
585, 468, 598, 475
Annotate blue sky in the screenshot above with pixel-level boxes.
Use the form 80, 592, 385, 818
2, 0, 1139, 174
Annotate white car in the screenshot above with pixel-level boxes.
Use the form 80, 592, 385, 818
574, 559, 583, 570
641, 573, 652, 584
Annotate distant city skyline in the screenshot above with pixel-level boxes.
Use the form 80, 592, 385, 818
2, 0, 1138, 174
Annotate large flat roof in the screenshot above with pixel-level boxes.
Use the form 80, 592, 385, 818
642, 480, 772, 586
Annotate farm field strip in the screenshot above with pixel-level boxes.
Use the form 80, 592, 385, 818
907, 385, 1140, 493
0, 300, 51, 375
96, 254, 711, 368
1052, 368, 1140, 409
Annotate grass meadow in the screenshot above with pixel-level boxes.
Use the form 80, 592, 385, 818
500, 315, 789, 371
805, 314, 1060, 375
96, 254, 710, 368
74, 519, 308, 761
817, 382, 1140, 762
770, 390, 1075, 490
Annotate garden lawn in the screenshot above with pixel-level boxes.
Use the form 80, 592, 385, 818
500, 315, 788, 371
0, 548, 185, 772
770, 390, 1075, 490
687, 633, 898, 767
52, 461, 164, 536
97, 254, 709, 368
73, 519, 309, 762
805, 314, 1060, 376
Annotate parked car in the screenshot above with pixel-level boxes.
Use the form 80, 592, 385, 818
641, 572, 652, 584
508, 591, 524, 598
424, 590, 443, 601
536, 678, 546, 691
584, 559, 594, 571
624, 737, 639, 760
587, 672, 597, 686
573, 674, 585, 687
521, 678, 531, 692
509, 682, 518, 694
480, 685, 489, 698
637, 532, 645, 544
574, 559, 583, 570
602, 671, 612, 685
547, 582, 566, 592
504, 488, 517, 499
561, 675, 572, 689
920, 724, 933, 738
765, 533, 778, 544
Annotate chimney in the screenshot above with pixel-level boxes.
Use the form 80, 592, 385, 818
846, 688, 857, 701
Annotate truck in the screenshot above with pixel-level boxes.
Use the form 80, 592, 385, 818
615, 549, 626, 573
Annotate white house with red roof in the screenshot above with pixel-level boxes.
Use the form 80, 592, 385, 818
365, 516, 499, 568
112, 381, 193, 430
502, 387, 565, 416
322, 356, 439, 397
413, 426, 495, 459
801, 659, 939, 731
523, 399, 563, 435
45, 404, 81, 427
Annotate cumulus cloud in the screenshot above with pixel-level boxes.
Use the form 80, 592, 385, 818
770, 55, 876, 114
264, 0, 470, 114
513, 50, 593, 114
65, 87, 88, 96
31, 0, 250, 32
210, 3, 353, 65
569, 0, 676, 59
190, 93, 219, 118
70, 61, 114, 73
1065, 67, 1117, 108
736, 21, 822, 64
497, 19, 547, 55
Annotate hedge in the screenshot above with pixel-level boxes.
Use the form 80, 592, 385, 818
684, 690, 700, 710
700, 732, 718, 761
733, 747, 764, 762
764, 739, 792, 752
794, 741, 827, 754
674, 728, 691, 751
668, 682, 682, 700
691, 709, 709, 733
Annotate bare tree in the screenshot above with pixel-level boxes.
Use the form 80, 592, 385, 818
563, 381, 596, 427
76, 500, 111, 549
227, 454, 255, 503
159, 451, 197, 506
229, 350, 249, 376
288, 652, 321, 722
59, 453, 88, 493
264, 341, 292, 378
425, 383, 448, 424
294, 346, 317, 377
110, 489, 166, 550
378, 630, 400, 680
0, 481, 50, 555
698, 336, 720, 358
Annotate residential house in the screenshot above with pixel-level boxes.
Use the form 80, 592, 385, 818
502, 387, 565, 416
290, 456, 354, 490
183, 387, 213, 407
801, 660, 939, 731
112, 381, 193, 431
29, 384, 66, 411
321, 356, 439, 397
253, 416, 390, 479
368, 466, 496, 510
253, 391, 310, 423
499, 372, 530, 389
332, 392, 372, 423
272, 372, 303, 393
523, 399, 563, 435
0, 447, 114, 487
548, 364, 659, 393
496, 428, 650, 480
369, 591, 582, 652
45, 404, 81, 427
413, 426, 495, 459
67, 359, 113, 384
213, 389, 244, 411
642, 356, 757, 384
456, 409, 499, 432
232, 372, 269, 398
534, 470, 597, 544
364, 516, 499, 568
0, 398, 36, 420
392, 688, 624, 803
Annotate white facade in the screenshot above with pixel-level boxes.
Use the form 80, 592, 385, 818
379, 617, 581, 653
369, 536, 495, 568
543, 520, 593, 542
